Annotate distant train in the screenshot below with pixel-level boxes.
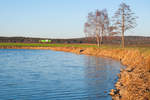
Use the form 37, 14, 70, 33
39, 39, 52, 43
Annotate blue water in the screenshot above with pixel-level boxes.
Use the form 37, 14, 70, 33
0, 49, 124, 100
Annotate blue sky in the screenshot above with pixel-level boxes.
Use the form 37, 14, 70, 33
0, 0, 150, 38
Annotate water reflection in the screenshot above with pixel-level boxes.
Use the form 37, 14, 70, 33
84, 56, 123, 100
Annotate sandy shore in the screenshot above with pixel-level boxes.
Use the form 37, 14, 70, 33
0, 46, 150, 100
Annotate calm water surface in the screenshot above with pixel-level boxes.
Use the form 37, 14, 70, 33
0, 49, 124, 100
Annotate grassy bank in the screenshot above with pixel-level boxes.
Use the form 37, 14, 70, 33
0, 42, 150, 48
0, 43, 150, 55
0, 43, 97, 48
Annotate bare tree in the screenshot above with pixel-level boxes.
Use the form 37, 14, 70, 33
113, 2, 137, 48
84, 9, 110, 47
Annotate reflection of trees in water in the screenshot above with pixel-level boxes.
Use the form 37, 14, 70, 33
84, 56, 112, 79
83, 56, 116, 99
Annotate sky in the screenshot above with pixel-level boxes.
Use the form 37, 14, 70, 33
0, 0, 150, 38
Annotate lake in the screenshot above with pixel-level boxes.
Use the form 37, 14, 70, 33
0, 49, 124, 100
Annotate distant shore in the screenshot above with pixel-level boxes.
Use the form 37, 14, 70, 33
0, 45, 150, 100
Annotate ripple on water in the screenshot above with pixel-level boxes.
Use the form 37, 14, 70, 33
0, 49, 125, 100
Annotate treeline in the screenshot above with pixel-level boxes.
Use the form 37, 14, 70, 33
0, 37, 86, 44
0, 36, 150, 45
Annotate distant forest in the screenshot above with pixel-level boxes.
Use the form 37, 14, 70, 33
0, 36, 150, 45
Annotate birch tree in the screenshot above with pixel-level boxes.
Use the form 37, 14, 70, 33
113, 2, 137, 48
84, 9, 109, 47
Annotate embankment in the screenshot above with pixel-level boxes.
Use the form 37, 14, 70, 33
0, 46, 150, 100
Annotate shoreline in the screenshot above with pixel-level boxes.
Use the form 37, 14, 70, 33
0, 46, 150, 100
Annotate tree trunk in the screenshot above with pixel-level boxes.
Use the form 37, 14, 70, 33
122, 28, 125, 48
100, 27, 104, 45
96, 35, 100, 47
100, 35, 103, 45
96, 19, 100, 47
122, 9, 125, 48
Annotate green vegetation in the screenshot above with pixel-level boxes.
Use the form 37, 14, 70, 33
0, 43, 97, 48
0, 43, 150, 49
